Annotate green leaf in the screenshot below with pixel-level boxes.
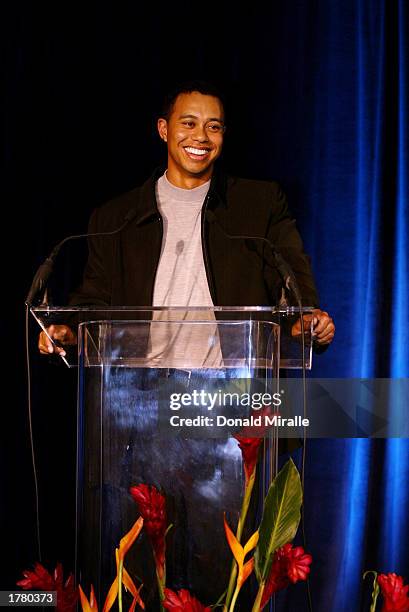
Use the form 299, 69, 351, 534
254, 459, 303, 583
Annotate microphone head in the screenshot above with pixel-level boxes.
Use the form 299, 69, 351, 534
175, 240, 184, 255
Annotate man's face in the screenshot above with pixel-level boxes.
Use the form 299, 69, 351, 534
157, 91, 225, 185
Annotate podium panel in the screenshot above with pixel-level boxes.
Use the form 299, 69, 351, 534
76, 318, 279, 607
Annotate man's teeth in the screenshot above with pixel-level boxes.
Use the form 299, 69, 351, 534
185, 147, 209, 155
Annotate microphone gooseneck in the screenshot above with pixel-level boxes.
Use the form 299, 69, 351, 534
205, 210, 302, 305
25, 207, 154, 306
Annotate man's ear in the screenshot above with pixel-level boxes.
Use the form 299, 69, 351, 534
157, 118, 168, 142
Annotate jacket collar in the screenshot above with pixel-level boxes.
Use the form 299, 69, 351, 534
208, 165, 228, 210
136, 164, 228, 221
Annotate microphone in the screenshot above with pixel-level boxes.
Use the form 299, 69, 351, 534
25, 208, 156, 305
175, 240, 185, 255
205, 210, 302, 305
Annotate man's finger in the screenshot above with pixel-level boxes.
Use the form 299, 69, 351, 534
315, 329, 335, 344
38, 328, 67, 356
315, 335, 334, 345
313, 312, 330, 333
38, 332, 52, 354
53, 346, 66, 356
316, 321, 335, 338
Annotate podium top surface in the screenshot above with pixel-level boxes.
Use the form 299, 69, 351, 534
31, 305, 312, 313
31, 305, 314, 370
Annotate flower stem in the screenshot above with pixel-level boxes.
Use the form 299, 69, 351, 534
118, 559, 123, 612
251, 582, 265, 612
363, 571, 379, 612
156, 564, 165, 612
229, 585, 241, 612
224, 470, 256, 610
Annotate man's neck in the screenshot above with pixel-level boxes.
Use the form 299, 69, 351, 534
166, 168, 213, 190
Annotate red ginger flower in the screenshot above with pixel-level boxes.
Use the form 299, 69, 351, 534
261, 544, 312, 609
130, 484, 167, 578
17, 562, 77, 612
17, 562, 54, 591
163, 588, 211, 611
130, 484, 166, 542
234, 435, 263, 483
278, 543, 313, 584
378, 573, 409, 612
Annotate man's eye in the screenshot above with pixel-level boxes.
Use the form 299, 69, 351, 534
207, 124, 223, 132
182, 121, 195, 128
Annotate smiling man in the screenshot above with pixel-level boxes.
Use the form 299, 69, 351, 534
39, 80, 335, 355
157, 90, 225, 188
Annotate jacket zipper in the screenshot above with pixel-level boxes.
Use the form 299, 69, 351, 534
149, 213, 164, 306
201, 192, 217, 303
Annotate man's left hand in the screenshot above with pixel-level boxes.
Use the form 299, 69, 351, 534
291, 309, 335, 346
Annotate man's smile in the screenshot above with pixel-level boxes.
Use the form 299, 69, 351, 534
183, 146, 211, 159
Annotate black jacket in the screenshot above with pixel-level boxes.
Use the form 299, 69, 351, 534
69, 168, 319, 308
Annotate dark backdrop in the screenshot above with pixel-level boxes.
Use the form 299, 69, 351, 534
3, 1, 409, 610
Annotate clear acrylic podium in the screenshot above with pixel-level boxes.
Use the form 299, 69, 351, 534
31, 306, 314, 609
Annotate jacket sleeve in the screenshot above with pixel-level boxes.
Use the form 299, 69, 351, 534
266, 182, 320, 308
68, 207, 112, 307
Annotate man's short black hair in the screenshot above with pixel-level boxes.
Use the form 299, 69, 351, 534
160, 80, 226, 121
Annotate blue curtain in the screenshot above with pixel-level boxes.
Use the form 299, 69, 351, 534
265, 1, 409, 609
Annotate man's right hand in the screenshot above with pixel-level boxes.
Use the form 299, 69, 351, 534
38, 324, 77, 357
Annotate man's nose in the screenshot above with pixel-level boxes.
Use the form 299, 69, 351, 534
192, 124, 209, 141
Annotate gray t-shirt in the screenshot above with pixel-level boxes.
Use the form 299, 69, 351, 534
153, 172, 213, 307
148, 172, 222, 368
